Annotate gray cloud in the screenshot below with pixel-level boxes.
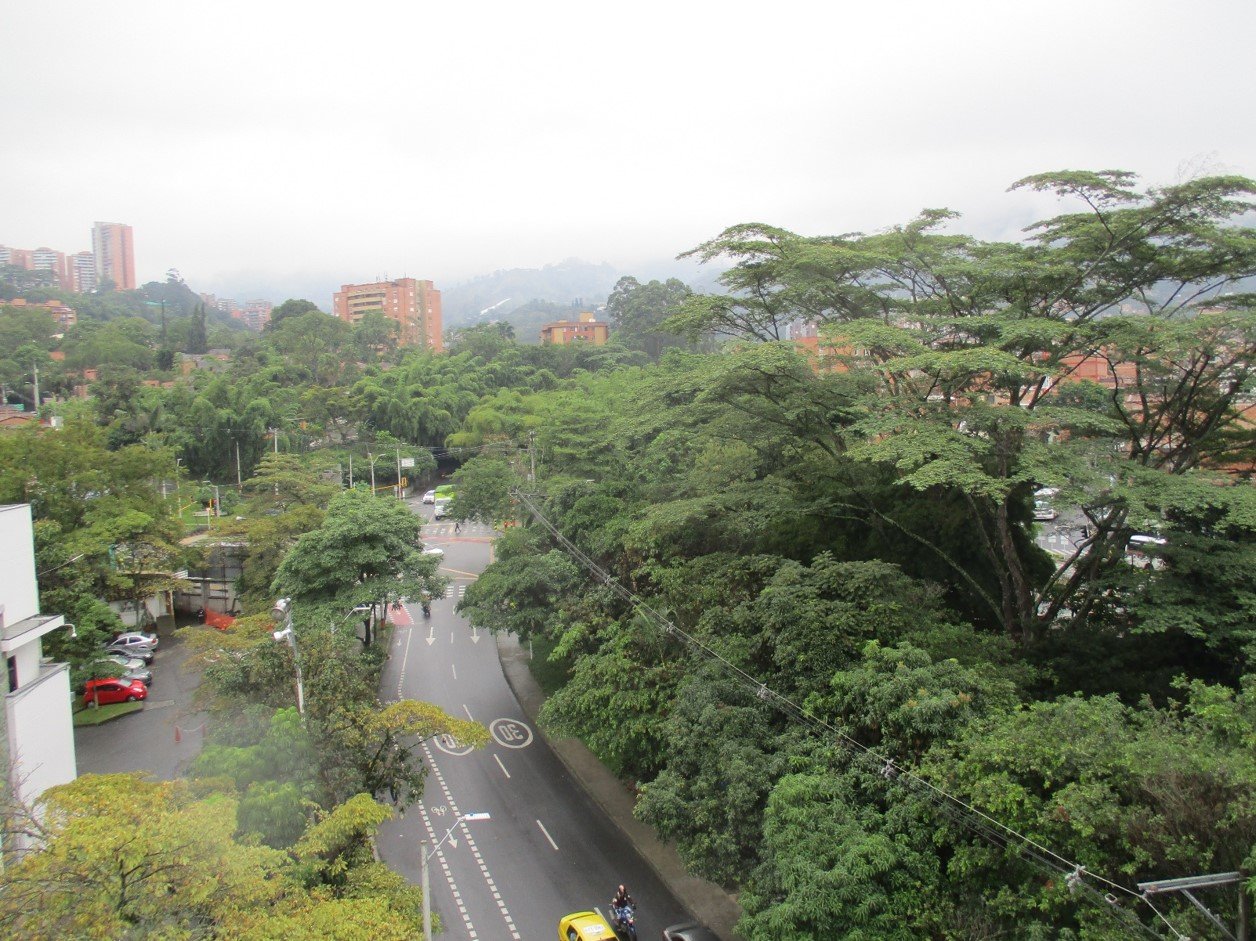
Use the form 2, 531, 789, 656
2, 0, 1252, 303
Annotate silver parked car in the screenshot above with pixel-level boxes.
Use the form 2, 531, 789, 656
91, 655, 153, 686
105, 639, 155, 663
113, 631, 159, 649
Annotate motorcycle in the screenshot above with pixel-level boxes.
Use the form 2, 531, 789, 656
609, 902, 637, 941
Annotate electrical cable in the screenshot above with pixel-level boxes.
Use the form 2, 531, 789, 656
512, 487, 1189, 939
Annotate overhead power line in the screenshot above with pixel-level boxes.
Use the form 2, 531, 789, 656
511, 487, 1188, 941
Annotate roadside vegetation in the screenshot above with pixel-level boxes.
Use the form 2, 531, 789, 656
454, 171, 1256, 939
1, 168, 1254, 937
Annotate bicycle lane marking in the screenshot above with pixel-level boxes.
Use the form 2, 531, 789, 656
421, 738, 522, 940
418, 801, 481, 940
394, 609, 415, 701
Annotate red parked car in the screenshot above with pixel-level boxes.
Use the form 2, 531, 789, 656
83, 678, 148, 707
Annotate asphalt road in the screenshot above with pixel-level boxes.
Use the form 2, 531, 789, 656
1035, 508, 1089, 558
376, 505, 690, 940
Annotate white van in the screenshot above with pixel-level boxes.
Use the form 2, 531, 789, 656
433, 498, 451, 520
1125, 534, 1167, 569
1033, 488, 1059, 521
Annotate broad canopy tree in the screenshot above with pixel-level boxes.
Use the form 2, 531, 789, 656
667, 171, 1256, 646
450, 169, 1256, 940
271, 488, 446, 644
0, 774, 433, 940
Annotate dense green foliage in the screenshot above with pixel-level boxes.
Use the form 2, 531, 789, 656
0, 774, 431, 939
5, 168, 1255, 937
453, 171, 1256, 938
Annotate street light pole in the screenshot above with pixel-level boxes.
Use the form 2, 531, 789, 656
270, 598, 304, 716
421, 812, 490, 941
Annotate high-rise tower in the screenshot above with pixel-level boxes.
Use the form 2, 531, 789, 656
91, 222, 136, 290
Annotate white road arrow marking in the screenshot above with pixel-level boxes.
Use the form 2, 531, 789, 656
426, 618, 435, 646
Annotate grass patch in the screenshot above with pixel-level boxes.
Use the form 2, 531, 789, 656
73, 701, 144, 726
525, 633, 572, 698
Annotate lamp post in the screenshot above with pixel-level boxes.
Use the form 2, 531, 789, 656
421, 812, 490, 941
270, 598, 304, 716
367, 452, 387, 497
201, 481, 221, 527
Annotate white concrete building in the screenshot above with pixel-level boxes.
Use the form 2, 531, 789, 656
1, 504, 76, 847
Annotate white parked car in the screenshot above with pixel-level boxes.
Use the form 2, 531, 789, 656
1032, 487, 1059, 521
422, 546, 444, 559
422, 490, 436, 504
111, 631, 159, 650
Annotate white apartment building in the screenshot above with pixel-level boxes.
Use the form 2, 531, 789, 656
1, 504, 76, 850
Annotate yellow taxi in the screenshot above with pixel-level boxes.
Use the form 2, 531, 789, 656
559, 909, 617, 941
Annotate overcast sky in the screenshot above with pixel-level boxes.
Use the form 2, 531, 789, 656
2, 0, 1253, 304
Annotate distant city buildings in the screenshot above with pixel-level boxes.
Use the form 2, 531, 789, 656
196, 295, 273, 332
2, 221, 134, 293
240, 299, 272, 331
333, 277, 443, 351
540, 311, 610, 346
91, 222, 136, 290
70, 251, 96, 292
30, 247, 72, 290
3, 298, 77, 330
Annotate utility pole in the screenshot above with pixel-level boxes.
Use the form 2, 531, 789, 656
31, 363, 40, 415
1138, 871, 1248, 941
396, 447, 402, 500
528, 429, 537, 481
368, 452, 376, 497
269, 428, 279, 496
235, 440, 243, 489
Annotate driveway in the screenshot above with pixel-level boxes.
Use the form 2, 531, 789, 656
73, 618, 209, 779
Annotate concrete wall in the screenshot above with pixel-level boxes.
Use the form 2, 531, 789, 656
6, 662, 76, 807
0, 505, 40, 624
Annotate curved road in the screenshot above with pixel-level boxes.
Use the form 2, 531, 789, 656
376, 506, 689, 939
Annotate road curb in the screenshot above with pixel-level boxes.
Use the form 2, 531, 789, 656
495, 630, 744, 941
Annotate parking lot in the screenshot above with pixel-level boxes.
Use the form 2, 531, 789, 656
74, 618, 209, 780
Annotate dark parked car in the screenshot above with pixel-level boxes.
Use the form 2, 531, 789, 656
83, 678, 148, 707
662, 923, 721, 941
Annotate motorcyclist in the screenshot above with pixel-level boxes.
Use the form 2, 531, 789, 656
609, 884, 636, 936
610, 885, 634, 910
420, 592, 432, 617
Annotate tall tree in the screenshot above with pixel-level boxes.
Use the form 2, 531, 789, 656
266, 298, 323, 332
271, 488, 445, 643
186, 302, 209, 354
605, 275, 693, 358
668, 171, 1256, 644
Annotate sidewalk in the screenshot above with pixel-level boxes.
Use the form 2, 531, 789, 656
496, 631, 744, 941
